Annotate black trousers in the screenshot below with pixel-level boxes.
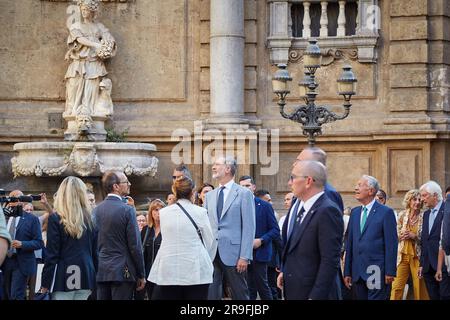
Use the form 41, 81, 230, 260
153, 284, 209, 300
248, 261, 273, 300
97, 281, 135, 300
423, 267, 450, 300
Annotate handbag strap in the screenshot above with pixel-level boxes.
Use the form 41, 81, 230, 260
176, 202, 205, 247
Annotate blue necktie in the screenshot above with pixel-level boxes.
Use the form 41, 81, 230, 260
287, 200, 300, 239
216, 186, 225, 222
429, 208, 437, 234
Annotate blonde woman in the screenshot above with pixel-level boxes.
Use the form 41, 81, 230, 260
40, 176, 97, 300
390, 189, 429, 300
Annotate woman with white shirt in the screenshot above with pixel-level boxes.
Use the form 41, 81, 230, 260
148, 176, 214, 299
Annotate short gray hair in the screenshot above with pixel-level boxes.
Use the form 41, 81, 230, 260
300, 160, 327, 187
420, 180, 443, 201
217, 156, 237, 177
304, 147, 327, 166
362, 175, 380, 193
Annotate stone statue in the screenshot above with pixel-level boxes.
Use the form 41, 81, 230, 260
64, 0, 116, 118
75, 107, 94, 141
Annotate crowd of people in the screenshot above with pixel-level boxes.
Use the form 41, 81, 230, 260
0, 148, 449, 301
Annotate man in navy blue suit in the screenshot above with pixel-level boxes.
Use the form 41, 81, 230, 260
278, 160, 343, 300
239, 176, 279, 300
344, 175, 397, 300
1, 190, 43, 300
418, 181, 450, 300
442, 188, 450, 261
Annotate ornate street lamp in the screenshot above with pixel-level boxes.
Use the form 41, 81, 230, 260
272, 39, 357, 146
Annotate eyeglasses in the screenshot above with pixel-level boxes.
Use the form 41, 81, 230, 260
289, 174, 315, 182
118, 180, 130, 185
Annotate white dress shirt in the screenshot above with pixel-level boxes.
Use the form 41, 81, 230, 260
218, 179, 235, 206
360, 198, 376, 225
286, 191, 325, 236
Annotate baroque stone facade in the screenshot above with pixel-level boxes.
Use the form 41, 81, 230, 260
0, 0, 448, 211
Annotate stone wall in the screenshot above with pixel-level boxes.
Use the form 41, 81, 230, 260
0, 0, 448, 213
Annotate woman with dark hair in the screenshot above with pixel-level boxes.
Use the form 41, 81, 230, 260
148, 176, 214, 300
136, 199, 165, 300
196, 183, 214, 207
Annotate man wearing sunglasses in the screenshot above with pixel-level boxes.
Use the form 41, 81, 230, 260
278, 160, 343, 300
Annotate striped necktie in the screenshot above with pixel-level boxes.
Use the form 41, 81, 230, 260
360, 206, 368, 233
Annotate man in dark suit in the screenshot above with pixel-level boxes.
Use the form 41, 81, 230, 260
1, 190, 43, 300
442, 188, 450, 259
295, 146, 345, 299
295, 147, 344, 211
419, 181, 450, 300
93, 171, 146, 300
278, 160, 343, 300
344, 175, 397, 300
239, 176, 279, 300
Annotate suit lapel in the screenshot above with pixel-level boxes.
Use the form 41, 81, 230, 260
221, 183, 238, 219
423, 210, 430, 239
430, 204, 444, 235
15, 215, 26, 233
360, 201, 379, 237
287, 194, 324, 254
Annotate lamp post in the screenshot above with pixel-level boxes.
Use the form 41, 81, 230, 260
272, 39, 357, 146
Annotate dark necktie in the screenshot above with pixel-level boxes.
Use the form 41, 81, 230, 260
216, 186, 225, 222
288, 201, 302, 239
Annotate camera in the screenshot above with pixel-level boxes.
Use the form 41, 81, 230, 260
0, 189, 42, 217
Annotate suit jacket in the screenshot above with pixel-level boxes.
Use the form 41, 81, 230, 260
41, 213, 97, 292
420, 202, 445, 273
148, 199, 214, 285
281, 193, 343, 300
205, 182, 256, 266
442, 195, 450, 255
344, 201, 398, 281
93, 196, 145, 282
325, 183, 344, 212
141, 225, 162, 278
253, 198, 280, 262
2, 212, 44, 276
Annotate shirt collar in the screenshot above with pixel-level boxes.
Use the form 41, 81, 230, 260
362, 198, 377, 213
302, 191, 325, 214
220, 179, 234, 190
107, 193, 122, 200
433, 201, 443, 213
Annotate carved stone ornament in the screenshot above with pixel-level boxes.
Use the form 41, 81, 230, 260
289, 48, 358, 65
68, 144, 99, 176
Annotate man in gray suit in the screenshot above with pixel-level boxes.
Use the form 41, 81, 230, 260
93, 171, 146, 300
205, 156, 256, 300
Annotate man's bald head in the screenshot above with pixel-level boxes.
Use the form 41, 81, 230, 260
296, 147, 327, 166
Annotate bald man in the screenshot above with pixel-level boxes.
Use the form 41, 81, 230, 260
278, 160, 343, 299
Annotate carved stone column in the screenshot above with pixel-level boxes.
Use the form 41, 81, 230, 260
208, 0, 248, 129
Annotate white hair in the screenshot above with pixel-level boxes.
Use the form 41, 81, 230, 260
419, 180, 443, 201
362, 175, 380, 193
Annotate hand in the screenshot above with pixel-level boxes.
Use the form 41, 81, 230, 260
236, 258, 248, 273
253, 239, 262, 249
136, 278, 146, 291
127, 196, 135, 208
418, 267, 423, 279
385, 275, 395, 284
11, 240, 22, 249
435, 270, 443, 282
344, 276, 352, 290
40, 193, 48, 205
277, 272, 284, 290
39, 287, 49, 294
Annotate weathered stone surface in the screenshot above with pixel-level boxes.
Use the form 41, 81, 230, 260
390, 18, 428, 40
390, 65, 429, 88
388, 88, 428, 111
389, 41, 428, 64
391, 0, 428, 17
